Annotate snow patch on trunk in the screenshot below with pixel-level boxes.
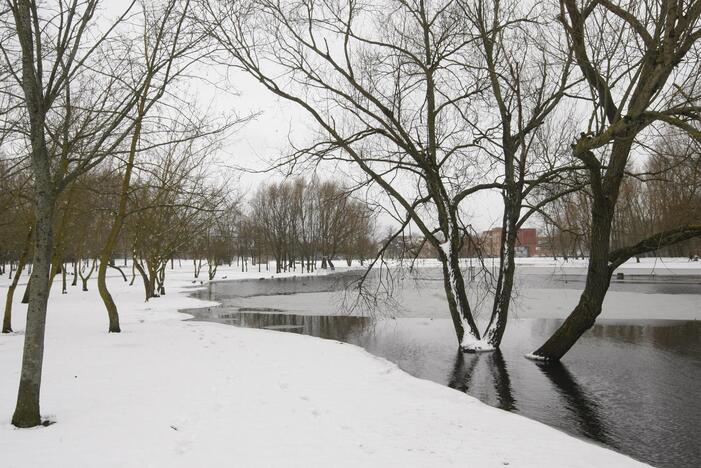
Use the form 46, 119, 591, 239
524, 353, 552, 361
460, 333, 496, 353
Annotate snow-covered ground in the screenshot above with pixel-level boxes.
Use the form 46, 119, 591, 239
0, 260, 675, 467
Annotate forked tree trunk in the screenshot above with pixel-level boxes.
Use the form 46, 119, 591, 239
438, 239, 481, 350
79, 259, 96, 291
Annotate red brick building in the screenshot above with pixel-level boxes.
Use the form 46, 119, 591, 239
481, 227, 538, 257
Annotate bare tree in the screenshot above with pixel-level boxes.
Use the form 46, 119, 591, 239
127, 134, 226, 299
460, 0, 577, 346
200, 0, 499, 348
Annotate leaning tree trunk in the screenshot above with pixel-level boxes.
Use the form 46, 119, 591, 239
12, 186, 55, 428
3, 228, 33, 333
531, 197, 615, 360
133, 259, 155, 300
96, 94, 144, 333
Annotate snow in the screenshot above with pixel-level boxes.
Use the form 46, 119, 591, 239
0, 262, 654, 467
460, 336, 496, 353
524, 353, 551, 362
459, 318, 496, 352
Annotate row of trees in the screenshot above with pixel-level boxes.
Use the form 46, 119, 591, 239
0, 141, 230, 323
250, 178, 376, 273
1, 171, 374, 330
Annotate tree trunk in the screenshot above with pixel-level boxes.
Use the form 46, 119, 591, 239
157, 265, 165, 295
61, 263, 67, 294
194, 259, 201, 278
483, 206, 519, 347
12, 189, 55, 428
531, 197, 614, 360
71, 261, 77, 286
97, 94, 144, 333
135, 261, 152, 300
79, 259, 96, 292
21, 278, 31, 304
108, 261, 128, 282
3, 228, 33, 333
129, 260, 137, 286
97, 253, 122, 332
147, 270, 158, 299
438, 240, 481, 350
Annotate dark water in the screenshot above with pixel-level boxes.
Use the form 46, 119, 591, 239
183, 274, 701, 468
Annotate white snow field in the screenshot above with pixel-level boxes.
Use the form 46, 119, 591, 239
0, 260, 675, 467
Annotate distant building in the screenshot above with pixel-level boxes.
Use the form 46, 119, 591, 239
480, 227, 538, 257
381, 228, 538, 259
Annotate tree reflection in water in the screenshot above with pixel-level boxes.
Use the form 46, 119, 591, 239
448, 350, 516, 411
535, 361, 612, 447
448, 349, 610, 447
